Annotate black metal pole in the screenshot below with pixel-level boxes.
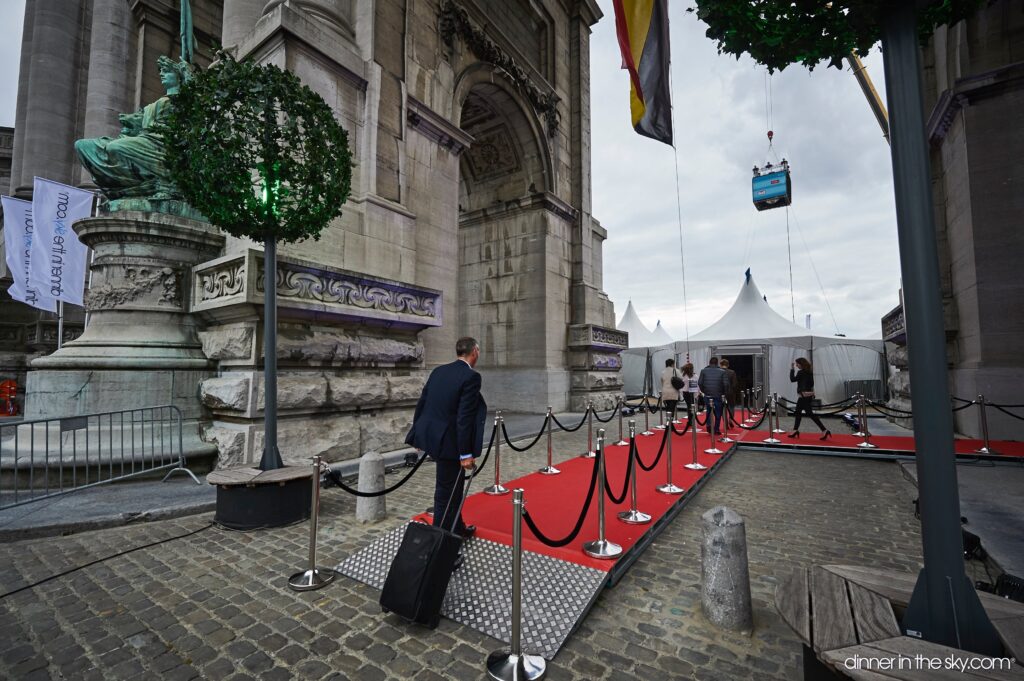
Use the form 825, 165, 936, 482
880, 2, 998, 655
260, 235, 283, 470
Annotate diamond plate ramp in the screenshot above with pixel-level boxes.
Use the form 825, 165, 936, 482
337, 523, 607, 660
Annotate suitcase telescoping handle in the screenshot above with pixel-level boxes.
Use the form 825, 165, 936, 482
440, 463, 477, 534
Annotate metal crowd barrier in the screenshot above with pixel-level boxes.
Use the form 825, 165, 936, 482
0, 405, 199, 510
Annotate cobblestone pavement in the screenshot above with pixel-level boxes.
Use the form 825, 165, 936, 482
0, 418, 931, 680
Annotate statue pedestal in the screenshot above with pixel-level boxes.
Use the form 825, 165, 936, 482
25, 211, 225, 462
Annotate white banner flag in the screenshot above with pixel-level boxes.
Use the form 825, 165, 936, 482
29, 178, 95, 306
2, 196, 57, 312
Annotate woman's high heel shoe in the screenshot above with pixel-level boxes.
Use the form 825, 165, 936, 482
820, 429, 831, 441
788, 430, 800, 438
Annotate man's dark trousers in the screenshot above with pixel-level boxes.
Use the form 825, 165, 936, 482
434, 459, 465, 533
708, 396, 724, 435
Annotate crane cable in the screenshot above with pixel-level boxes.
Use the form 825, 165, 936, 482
669, 48, 690, 357
764, 70, 796, 322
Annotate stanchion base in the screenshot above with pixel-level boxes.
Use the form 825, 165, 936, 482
656, 483, 686, 495
974, 447, 999, 455
653, 425, 666, 431
852, 431, 866, 437
640, 430, 654, 436
684, 462, 707, 471
484, 484, 511, 496
857, 442, 878, 449
771, 428, 787, 434
288, 567, 338, 592
704, 447, 724, 455
583, 538, 623, 559
719, 436, 735, 443
538, 466, 561, 475
486, 651, 547, 681
614, 440, 628, 446
581, 451, 596, 458
762, 437, 781, 444
617, 509, 652, 525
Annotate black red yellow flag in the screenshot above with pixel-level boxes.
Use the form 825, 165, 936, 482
613, 0, 673, 146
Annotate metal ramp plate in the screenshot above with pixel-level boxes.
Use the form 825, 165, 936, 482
336, 523, 608, 660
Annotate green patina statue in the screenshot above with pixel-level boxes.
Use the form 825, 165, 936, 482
74, 1, 203, 219
75, 57, 193, 207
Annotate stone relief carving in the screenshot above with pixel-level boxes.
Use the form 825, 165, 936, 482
439, 0, 560, 137
569, 324, 628, 350
200, 262, 246, 302
85, 266, 181, 310
465, 127, 519, 180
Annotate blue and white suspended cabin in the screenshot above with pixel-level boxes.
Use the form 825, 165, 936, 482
752, 159, 792, 211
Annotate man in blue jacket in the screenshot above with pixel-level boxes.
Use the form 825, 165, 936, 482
405, 337, 487, 537
698, 356, 732, 436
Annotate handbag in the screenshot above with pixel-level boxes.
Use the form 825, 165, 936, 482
670, 368, 684, 391
799, 391, 815, 398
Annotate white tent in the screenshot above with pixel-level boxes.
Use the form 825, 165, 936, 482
622, 271, 884, 403
651, 320, 674, 346
617, 300, 658, 348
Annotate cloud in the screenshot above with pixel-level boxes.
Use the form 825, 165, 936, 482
592, 1, 900, 340
0, 0, 26, 128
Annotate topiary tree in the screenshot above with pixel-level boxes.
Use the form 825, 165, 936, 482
691, 0, 1000, 657
162, 53, 353, 471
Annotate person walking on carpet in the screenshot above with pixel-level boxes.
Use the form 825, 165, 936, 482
660, 358, 682, 424
788, 357, 831, 440
697, 357, 731, 436
405, 337, 488, 540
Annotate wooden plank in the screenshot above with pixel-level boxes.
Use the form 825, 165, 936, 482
867, 636, 1024, 681
775, 567, 810, 644
206, 467, 261, 485
848, 581, 901, 644
254, 467, 314, 484
823, 637, 1024, 681
824, 565, 1024, 621
811, 565, 858, 653
993, 616, 1024, 662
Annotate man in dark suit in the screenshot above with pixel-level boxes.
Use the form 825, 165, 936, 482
405, 337, 487, 538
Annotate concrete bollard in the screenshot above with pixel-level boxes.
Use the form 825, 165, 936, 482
700, 506, 753, 633
355, 451, 386, 523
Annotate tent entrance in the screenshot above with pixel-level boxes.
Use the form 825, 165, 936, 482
710, 345, 769, 402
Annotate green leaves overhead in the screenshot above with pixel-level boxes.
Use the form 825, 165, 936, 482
693, 0, 983, 72
159, 53, 353, 243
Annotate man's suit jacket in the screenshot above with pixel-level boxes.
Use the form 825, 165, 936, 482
405, 360, 487, 461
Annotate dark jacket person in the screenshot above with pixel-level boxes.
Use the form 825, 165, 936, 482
698, 357, 731, 435
405, 337, 487, 536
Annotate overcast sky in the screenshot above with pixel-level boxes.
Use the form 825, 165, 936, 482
0, 0, 900, 338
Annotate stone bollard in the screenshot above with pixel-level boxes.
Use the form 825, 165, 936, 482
355, 451, 386, 523
700, 506, 753, 633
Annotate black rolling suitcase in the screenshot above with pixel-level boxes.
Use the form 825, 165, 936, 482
379, 470, 473, 628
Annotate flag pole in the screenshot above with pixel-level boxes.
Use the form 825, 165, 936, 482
57, 301, 64, 349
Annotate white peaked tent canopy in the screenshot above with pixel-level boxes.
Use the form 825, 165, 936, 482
617, 300, 658, 348
651, 320, 674, 346
622, 271, 884, 403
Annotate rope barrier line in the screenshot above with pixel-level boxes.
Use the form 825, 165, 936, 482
593, 402, 620, 424
738, 410, 768, 430
992, 404, 1024, 421
501, 416, 549, 452
327, 449, 430, 497
603, 441, 635, 505
552, 407, 590, 433
521, 452, 601, 548
635, 426, 669, 472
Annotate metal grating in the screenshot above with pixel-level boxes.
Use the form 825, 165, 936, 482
337, 524, 608, 660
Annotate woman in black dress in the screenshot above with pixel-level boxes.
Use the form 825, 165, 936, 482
789, 357, 831, 440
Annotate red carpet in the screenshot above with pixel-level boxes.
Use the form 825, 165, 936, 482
730, 425, 1024, 457
413, 427, 727, 572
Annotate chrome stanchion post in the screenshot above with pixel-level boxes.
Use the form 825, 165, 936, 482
654, 396, 666, 431
641, 396, 654, 436
657, 419, 685, 495
852, 393, 867, 437
857, 396, 878, 448
771, 392, 786, 433
538, 407, 560, 475
685, 404, 707, 470
974, 394, 999, 455
583, 429, 622, 559
486, 489, 546, 681
762, 395, 782, 444
705, 398, 724, 454
618, 421, 651, 524
485, 412, 510, 495
583, 402, 596, 458
288, 456, 338, 591
720, 397, 735, 443
616, 400, 628, 446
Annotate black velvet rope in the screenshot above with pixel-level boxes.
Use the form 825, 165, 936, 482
469, 428, 497, 479
501, 416, 549, 452
603, 440, 634, 504
520, 450, 601, 548
593, 402, 620, 423
951, 402, 976, 413
635, 427, 668, 472
991, 405, 1024, 421
738, 410, 768, 430
328, 449, 430, 497
552, 408, 589, 433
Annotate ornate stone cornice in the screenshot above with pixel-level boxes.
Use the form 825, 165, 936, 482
406, 96, 475, 156
927, 60, 1024, 145
569, 324, 628, 351
192, 249, 443, 331
439, 0, 561, 138
458, 191, 579, 227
